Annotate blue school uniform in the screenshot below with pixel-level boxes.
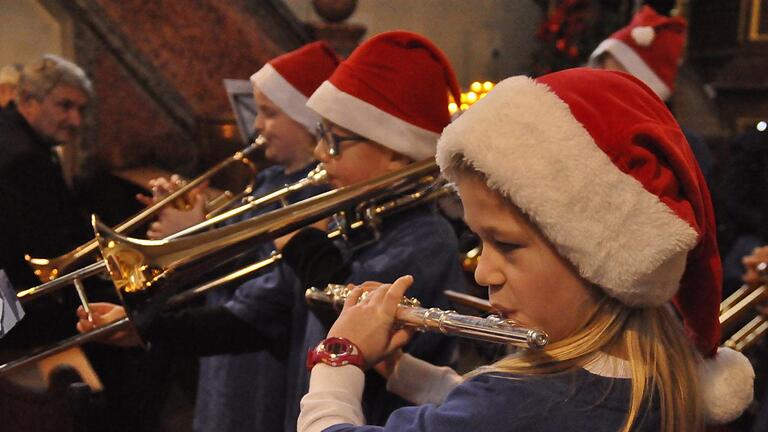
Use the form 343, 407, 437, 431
194, 162, 327, 432
224, 202, 467, 432
321, 368, 660, 432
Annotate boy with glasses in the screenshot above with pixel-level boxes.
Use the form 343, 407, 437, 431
79, 31, 469, 431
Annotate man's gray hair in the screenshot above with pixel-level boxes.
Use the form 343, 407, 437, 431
18, 54, 93, 102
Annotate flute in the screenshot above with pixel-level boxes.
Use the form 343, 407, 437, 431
305, 284, 549, 350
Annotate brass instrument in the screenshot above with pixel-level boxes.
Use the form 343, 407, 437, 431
461, 245, 482, 273
0, 159, 444, 374
165, 163, 328, 240
24, 137, 266, 283
720, 262, 768, 351
306, 284, 549, 349
15, 157, 328, 304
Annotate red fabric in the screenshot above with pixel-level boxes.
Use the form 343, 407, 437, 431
270, 41, 341, 97
327, 31, 461, 134
536, 68, 721, 357
606, 6, 686, 93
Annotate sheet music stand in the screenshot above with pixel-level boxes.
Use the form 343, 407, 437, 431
223, 79, 258, 144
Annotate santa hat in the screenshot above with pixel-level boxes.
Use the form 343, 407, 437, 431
250, 41, 340, 132
588, 5, 686, 101
307, 31, 461, 161
436, 68, 754, 424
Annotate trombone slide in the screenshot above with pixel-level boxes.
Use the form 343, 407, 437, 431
23, 138, 265, 282
1, 160, 447, 374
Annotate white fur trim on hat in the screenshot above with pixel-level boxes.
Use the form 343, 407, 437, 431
436, 75, 698, 306
307, 81, 439, 161
699, 347, 754, 423
588, 39, 671, 100
250, 64, 319, 133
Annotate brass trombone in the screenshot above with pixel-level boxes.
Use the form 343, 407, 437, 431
0, 159, 444, 374
24, 137, 266, 283
720, 262, 768, 351
15, 156, 328, 304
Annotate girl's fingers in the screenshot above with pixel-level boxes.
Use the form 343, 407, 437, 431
383, 275, 413, 312
366, 283, 391, 305
389, 328, 415, 351
344, 285, 365, 308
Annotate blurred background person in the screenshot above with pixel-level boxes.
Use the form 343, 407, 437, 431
0, 64, 22, 110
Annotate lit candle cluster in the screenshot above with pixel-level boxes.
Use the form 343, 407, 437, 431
449, 81, 495, 115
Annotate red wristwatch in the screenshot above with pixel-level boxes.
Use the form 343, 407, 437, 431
306, 337, 365, 371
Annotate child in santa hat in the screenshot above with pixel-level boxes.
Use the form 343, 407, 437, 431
298, 68, 754, 432
588, 5, 714, 186
270, 30, 471, 431
80, 31, 470, 432
140, 41, 338, 239
77, 41, 339, 432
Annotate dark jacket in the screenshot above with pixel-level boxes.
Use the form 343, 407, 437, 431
0, 103, 92, 351
0, 103, 91, 288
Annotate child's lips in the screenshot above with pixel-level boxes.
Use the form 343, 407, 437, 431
490, 303, 516, 320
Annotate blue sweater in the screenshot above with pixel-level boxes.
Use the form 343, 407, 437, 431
194, 162, 327, 432
226, 204, 469, 432
323, 368, 660, 432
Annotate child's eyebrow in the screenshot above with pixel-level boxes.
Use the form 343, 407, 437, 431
471, 222, 525, 241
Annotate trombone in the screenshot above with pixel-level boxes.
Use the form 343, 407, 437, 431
15, 154, 328, 304
24, 137, 267, 283
720, 262, 768, 352
0, 159, 444, 374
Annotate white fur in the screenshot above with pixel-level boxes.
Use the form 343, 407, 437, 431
630, 26, 656, 47
250, 64, 318, 133
436, 75, 698, 306
307, 81, 439, 160
588, 39, 671, 101
699, 347, 755, 423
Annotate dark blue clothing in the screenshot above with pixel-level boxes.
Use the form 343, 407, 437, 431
226, 204, 468, 432
323, 369, 660, 432
720, 130, 768, 296
682, 128, 713, 191
194, 162, 326, 432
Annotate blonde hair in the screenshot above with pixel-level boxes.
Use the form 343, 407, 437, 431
450, 156, 703, 432
470, 299, 703, 432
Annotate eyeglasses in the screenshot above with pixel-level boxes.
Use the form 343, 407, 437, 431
316, 121, 367, 158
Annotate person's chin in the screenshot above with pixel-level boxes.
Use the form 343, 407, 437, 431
263, 148, 276, 161
54, 131, 77, 144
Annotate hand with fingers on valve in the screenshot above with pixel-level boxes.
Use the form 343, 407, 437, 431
136, 174, 209, 239
742, 246, 768, 288
324, 275, 417, 370
76, 302, 142, 347
742, 246, 768, 319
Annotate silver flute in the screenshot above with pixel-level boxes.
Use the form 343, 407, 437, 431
305, 284, 549, 350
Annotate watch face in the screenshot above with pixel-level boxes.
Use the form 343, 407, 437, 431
325, 339, 351, 356
308, 337, 364, 370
